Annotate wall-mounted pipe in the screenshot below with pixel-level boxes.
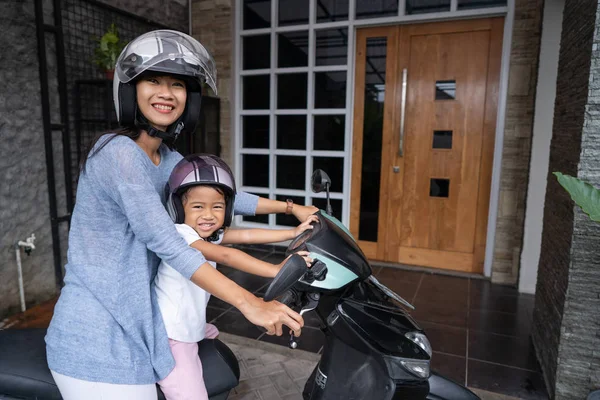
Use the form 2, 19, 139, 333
15, 234, 36, 312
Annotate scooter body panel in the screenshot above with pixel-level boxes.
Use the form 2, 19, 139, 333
302, 335, 429, 400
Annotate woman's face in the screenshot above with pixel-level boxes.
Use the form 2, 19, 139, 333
136, 75, 187, 131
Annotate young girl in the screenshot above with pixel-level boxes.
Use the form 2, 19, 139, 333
155, 154, 317, 399
45, 30, 317, 400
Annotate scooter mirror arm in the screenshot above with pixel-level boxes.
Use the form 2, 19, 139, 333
325, 182, 333, 216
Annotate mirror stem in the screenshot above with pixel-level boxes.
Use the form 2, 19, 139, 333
326, 182, 333, 216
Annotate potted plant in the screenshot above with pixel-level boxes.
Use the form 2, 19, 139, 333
554, 172, 600, 222
93, 23, 124, 80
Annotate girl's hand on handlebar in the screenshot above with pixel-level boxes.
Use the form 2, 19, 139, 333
292, 204, 319, 222
293, 215, 319, 237
238, 292, 304, 337
276, 252, 313, 274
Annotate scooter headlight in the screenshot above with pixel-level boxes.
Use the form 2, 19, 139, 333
405, 331, 432, 357
399, 359, 430, 379
383, 356, 431, 380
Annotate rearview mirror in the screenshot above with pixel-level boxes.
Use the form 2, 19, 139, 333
311, 169, 331, 193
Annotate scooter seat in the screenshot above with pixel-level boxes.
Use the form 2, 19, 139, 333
0, 328, 239, 399
0, 328, 60, 399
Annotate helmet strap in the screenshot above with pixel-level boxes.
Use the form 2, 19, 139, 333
206, 229, 224, 243
134, 111, 185, 141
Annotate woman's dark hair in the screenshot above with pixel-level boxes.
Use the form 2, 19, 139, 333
79, 127, 177, 172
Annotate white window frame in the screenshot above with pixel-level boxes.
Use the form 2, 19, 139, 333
233, 0, 513, 278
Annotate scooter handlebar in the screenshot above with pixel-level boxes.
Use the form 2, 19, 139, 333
276, 289, 297, 307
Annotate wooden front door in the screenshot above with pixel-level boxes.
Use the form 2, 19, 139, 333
350, 18, 503, 274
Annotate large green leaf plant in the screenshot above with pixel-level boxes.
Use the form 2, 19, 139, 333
93, 23, 124, 71
554, 172, 600, 222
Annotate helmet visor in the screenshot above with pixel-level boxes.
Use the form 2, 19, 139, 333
116, 30, 217, 94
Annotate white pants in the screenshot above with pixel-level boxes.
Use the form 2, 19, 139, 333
50, 370, 158, 400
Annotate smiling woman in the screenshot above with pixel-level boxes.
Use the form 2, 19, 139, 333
136, 75, 188, 132
44, 29, 317, 400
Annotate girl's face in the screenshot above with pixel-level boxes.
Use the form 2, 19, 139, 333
136, 75, 187, 131
182, 186, 226, 239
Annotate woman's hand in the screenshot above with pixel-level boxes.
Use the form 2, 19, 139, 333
293, 215, 319, 237
292, 204, 319, 222
238, 292, 304, 336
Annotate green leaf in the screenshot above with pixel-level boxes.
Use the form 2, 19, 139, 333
554, 172, 600, 222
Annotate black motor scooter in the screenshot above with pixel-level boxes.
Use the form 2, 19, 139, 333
0, 169, 478, 400
257, 169, 480, 400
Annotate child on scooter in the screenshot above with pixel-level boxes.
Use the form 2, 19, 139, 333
154, 153, 317, 400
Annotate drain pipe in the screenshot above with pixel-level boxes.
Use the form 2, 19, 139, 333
15, 233, 36, 312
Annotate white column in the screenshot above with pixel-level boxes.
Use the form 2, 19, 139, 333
519, 0, 565, 294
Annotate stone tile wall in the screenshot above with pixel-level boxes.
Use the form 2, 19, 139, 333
0, 0, 60, 319
532, 0, 599, 398
191, 0, 234, 166
0, 0, 191, 320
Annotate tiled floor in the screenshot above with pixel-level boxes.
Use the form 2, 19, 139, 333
208, 245, 549, 400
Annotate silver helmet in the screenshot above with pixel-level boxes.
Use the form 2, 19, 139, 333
113, 30, 218, 140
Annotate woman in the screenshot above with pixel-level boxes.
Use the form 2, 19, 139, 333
45, 30, 316, 399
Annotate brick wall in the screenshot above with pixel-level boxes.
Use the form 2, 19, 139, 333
532, 0, 598, 398
491, 0, 545, 285
191, 0, 234, 167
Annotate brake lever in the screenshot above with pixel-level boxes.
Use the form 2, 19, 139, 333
289, 292, 320, 349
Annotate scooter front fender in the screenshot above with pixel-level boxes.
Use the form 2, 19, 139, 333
426, 371, 480, 400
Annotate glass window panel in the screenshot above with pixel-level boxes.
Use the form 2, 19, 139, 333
406, 0, 450, 14
312, 157, 343, 193
430, 179, 450, 198
276, 195, 305, 226
278, 0, 309, 26
356, 0, 398, 20
277, 73, 308, 109
243, 193, 270, 223
243, 0, 271, 29
243, 35, 270, 70
432, 130, 452, 149
276, 156, 306, 189
458, 0, 507, 10
243, 116, 270, 148
278, 31, 309, 68
435, 80, 456, 100
314, 115, 345, 151
243, 75, 270, 109
316, 29, 348, 66
243, 155, 270, 187
314, 71, 346, 108
311, 198, 342, 221
277, 115, 306, 149
359, 37, 387, 242
316, 0, 349, 22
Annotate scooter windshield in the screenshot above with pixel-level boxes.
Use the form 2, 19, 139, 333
304, 211, 372, 281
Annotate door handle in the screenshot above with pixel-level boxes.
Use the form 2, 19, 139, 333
399, 68, 407, 157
